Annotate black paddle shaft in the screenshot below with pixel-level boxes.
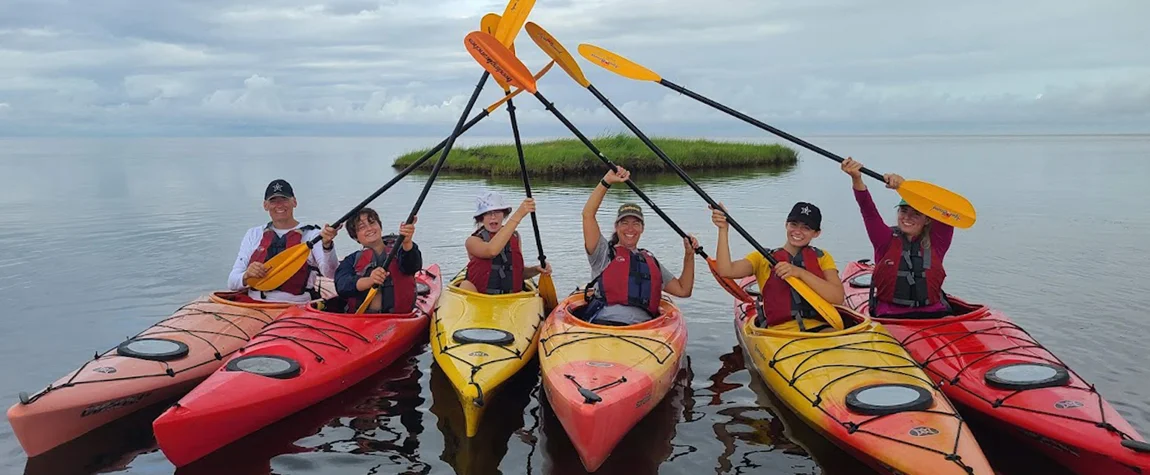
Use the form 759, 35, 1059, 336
371, 71, 491, 278
504, 94, 548, 268
307, 107, 494, 247
586, 84, 777, 265
659, 79, 885, 182
532, 90, 708, 259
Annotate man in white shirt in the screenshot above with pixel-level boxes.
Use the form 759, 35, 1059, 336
227, 179, 339, 303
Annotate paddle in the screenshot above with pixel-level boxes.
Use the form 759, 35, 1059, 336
482, 13, 558, 311
248, 66, 552, 293
522, 23, 842, 329
355, 35, 497, 315
466, 31, 752, 304
576, 44, 977, 230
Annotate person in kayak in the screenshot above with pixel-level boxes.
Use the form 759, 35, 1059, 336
710, 201, 844, 328
580, 167, 698, 325
334, 207, 422, 314
228, 179, 339, 303
459, 191, 552, 294
841, 157, 954, 317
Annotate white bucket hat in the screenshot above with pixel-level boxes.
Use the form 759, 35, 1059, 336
474, 191, 513, 218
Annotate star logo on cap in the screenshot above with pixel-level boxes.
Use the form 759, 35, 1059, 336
272, 183, 283, 192
801, 206, 811, 215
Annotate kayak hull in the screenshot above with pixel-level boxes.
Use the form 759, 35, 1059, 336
733, 277, 992, 474
6, 291, 293, 457
842, 260, 1150, 475
538, 292, 686, 472
152, 265, 441, 467
431, 269, 545, 437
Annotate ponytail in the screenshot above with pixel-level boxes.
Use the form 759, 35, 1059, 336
921, 221, 933, 252
608, 232, 620, 248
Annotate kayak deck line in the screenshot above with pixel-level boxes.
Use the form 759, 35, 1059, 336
540, 331, 675, 364
241, 315, 372, 361
18, 301, 281, 405
894, 313, 1143, 444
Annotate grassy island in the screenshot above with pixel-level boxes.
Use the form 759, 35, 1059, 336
391, 134, 798, 177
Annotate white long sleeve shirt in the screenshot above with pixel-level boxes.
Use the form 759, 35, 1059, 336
227, 223, 338, 303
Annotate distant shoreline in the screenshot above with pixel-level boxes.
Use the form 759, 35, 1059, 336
390, 134, 798, 177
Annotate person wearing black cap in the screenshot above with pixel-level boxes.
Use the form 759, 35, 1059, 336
842, 158, 954, 317
580, 167, 699, 325
226, 178, 340, 303
711, 201, 844, 328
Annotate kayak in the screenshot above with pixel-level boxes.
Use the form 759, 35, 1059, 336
841, 260, 1150, 475
733, 276, 992, 474
431, 268, 545, 437
538, 291, 686, 472
6, 290, 298, 458
152, 265, 441, 467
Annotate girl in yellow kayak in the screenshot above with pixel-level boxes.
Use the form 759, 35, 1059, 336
459, 191, 552, 294
581, 167, 698, 326
841, 158, 954, 317
711, 202, 844, 328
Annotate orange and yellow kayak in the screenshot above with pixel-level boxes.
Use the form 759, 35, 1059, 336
733, 277, 992, 474
538, 291, 686, 472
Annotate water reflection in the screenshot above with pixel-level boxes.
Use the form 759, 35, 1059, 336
429, 360, 540, 475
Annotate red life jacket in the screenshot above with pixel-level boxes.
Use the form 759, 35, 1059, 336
249, 223, 318, 296
465, 228, 524, 295
872, 228, 946, 309
594, 245, 663, 317
757, 246, 827, 327
343, 236, 416, 314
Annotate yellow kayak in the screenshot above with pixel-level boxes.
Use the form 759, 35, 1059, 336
733, 277, 992, 474
431, 268, 545, 437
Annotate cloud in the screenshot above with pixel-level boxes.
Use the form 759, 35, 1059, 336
0, 0, 1147, 136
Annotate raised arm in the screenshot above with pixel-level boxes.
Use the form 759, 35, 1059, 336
710, 204, 755, 279
466, 200, 533, 259
583, 168, 630, 254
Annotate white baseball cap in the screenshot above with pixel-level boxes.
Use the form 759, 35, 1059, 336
474, 191, 513, 218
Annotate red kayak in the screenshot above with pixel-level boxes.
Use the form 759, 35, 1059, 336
842, 260, 1150, 474
152, 265, 441, 467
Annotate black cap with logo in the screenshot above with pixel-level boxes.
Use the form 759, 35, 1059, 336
264, 179, 294, 200
787, 202, 822, 231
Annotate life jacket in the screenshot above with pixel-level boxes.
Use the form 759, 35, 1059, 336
343, 236, 416, 314
872, 228, 946, 309
757, 246, 827, 327
465, 228, 524, 295
589, 245, 663, 318
249, 223, 318, 297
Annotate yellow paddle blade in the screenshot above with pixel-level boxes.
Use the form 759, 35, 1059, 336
524, 22, 589, 88
355, 287, 378, 315
785, 276, 844, 330
577, 44, 662, 83
465, 31, 537, 93
897, 180, 977, 229
248, 243, 311, 291
494, 0, 536, 47
538, 273, 559, 313
481, 13, 514, 91
483, 60, 555, 114
705, 257, 753, 303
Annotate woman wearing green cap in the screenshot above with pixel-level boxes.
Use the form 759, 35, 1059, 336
580, 167, 698, 325
842, 158, 954, 317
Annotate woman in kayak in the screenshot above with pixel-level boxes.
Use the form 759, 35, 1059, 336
459, 191, 552, 294
581, 167, 698, 326
841, 157, 954, 317
710, 202, 844, 328
334, 207, 422, 314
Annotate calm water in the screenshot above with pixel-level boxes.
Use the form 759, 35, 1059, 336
1, 135, 1148, 475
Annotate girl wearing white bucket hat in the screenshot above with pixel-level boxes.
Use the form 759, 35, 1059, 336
460, 191, 552, 294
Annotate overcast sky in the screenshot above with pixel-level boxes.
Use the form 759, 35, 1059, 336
1, 0, 1147, 136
